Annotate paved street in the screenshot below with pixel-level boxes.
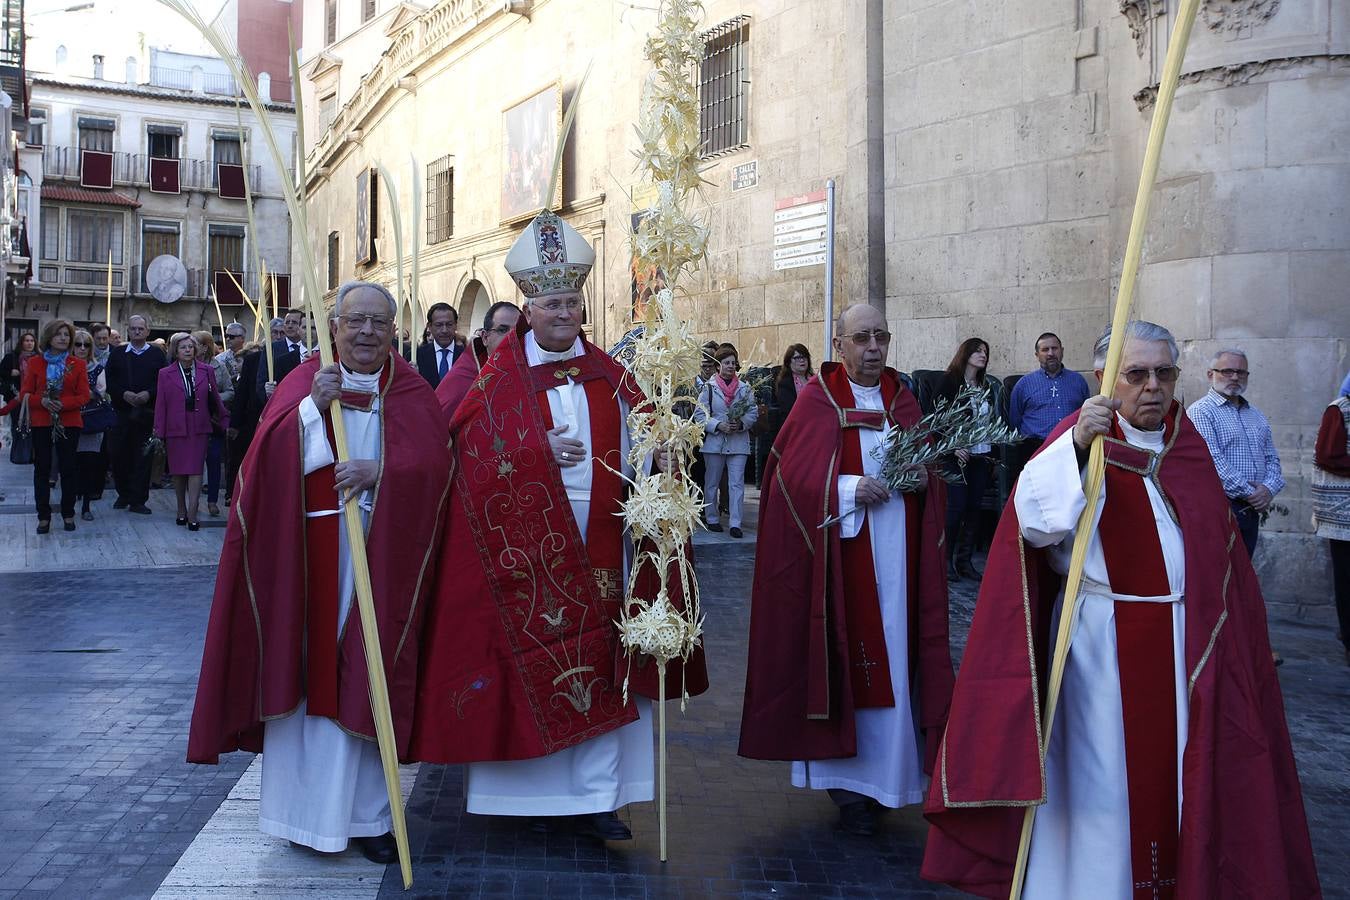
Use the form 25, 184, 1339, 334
0, 459, 1347, 898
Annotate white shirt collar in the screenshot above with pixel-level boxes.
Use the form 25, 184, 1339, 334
525, 332, 582, 365
1118, 414, 1166, 450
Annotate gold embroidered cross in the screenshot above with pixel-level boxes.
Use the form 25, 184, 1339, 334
594, 568, 620, 598
554, 366, 581, 381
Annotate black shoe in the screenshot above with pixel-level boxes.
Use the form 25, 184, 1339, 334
188, 522, 200, 532
838, 800, 875, 836
81, 510, 94, 521
575, 811, 632, 841
128, 505, 152, 515
63, 518, 76, 532
176, 516, 188, 526
729, 527, 743, 539
707, 522, 723, 533
957, 561, 982, 580
352, 832, 398, 865
36, 519, 50, 535
527, 817, 551, 834
113, 499, 129, 510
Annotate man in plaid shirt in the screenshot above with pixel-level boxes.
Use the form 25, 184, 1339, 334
1188, 349, 1284, 558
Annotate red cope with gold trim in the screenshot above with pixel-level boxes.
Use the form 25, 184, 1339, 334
409, 330, 708, 765
921, 403, 1321, 900
435, 336, 490, 423
739, 362, 953, 767
187, 353, 452, 764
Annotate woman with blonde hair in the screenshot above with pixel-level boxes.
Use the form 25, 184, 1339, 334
70, 328, 117, 520
154, 332, 226, 530
193, 330, 231, 516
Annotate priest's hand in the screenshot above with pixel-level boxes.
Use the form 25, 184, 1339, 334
855, 476, 891, 506
1073, 395, 1120, 449
334, 459, 379, 503
548, 424, 586, 468
310, 365, 342, 408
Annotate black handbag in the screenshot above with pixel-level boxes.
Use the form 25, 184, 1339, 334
80, 399, 118, 434
9, 422, 32, 465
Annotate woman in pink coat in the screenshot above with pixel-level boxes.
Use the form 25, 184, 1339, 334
154, 332, 227, 530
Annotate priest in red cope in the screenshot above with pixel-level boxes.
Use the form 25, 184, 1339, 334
187, 281, 451, 864
434, 300, 520, 422
739, 303, 954, 837
410, 210, 706, 841
922, 321, 1320, 899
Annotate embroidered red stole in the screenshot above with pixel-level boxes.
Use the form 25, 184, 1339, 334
300, 365, 389, 720
530, 360, 625, 595
1099, 417, 1180, 900
823, 366, 910, 709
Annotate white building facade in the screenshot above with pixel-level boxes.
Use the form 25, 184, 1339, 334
7, 64, 296, 342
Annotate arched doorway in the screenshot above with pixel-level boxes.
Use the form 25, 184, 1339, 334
460, 279, 492, 335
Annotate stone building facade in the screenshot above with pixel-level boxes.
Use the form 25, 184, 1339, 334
297, 0, 1348, 609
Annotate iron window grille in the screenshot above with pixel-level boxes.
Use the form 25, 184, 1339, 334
327, 231, 340, 291
426, 155, 453, 245
697, 15, 751, 159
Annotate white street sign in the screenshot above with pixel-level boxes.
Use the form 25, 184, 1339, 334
775, 252, 828, 271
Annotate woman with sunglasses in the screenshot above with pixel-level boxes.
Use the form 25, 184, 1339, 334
154, 332, 227, 531
70, 329, 115, 521
18, 320, 91, 533
935, 337, 1008, 581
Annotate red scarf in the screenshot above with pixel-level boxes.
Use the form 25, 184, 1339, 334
717, 373, 740, 409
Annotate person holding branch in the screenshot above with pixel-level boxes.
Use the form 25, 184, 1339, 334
921, 321, 1319, 898
187, 281, 450, 864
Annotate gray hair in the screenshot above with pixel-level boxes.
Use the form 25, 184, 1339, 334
127, 314, 149, 328
1092, 320, 1178, 369
1208, 347, 1247, 368
268, 317, 285, 329
333, 280, 398, 318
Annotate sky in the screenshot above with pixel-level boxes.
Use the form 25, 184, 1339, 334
25, 0, 231, 78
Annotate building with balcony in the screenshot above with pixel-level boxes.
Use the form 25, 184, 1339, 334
0, 0, 31, 327
8, 66, 296, 341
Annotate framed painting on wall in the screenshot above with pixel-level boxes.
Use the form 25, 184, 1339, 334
501, 82, 562, 224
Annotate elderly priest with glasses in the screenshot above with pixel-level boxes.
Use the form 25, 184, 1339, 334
410, 209, 706, 840
187, 281, 451, 864
922, 320, 1319, 899
739, 303, 954, 837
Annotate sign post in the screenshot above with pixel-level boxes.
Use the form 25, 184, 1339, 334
772, 186, 835, 360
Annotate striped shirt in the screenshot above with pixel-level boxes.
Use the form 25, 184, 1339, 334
1187, 388, 1284, 500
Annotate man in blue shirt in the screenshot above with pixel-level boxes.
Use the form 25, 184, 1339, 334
1007, 332, 1092, 478
1188, 349, 1284, 559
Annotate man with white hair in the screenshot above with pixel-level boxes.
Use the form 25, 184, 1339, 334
923, 321, 1318, 899
410, 210, 706, 841
1187, 348, 1283, 559
189, 282, 450, 864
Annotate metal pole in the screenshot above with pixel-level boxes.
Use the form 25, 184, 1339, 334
823, 178, 836, 361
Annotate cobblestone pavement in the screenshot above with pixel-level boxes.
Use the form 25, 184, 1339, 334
381, 542, 1350, 900
0, 566, 249, 899
0, 543, 1345, 899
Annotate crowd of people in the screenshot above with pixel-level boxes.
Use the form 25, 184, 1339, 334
0, 222, 1340, 894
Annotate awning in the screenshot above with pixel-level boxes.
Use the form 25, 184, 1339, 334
40, 185, 141, 208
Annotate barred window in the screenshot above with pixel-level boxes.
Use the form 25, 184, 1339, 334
698, 16, 750, 159
362, 0, 376, 23
426, 155, 453, 245
327, 231, 340, 291
325, 0, 337, 44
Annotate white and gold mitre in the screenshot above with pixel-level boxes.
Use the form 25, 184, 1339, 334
504, 210, 594, 298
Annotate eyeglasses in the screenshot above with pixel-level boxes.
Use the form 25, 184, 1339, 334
534, 298, 583, 313
1120, 365, 1180, 385
1210, 368, 1248, 379
72, 341, 92, 347
338, 313, 393, 332
487, 324, 513, 334
226, 331, 245, 340
843, 329, 891, 346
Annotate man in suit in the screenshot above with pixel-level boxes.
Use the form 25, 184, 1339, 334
416, 302, 465, 387
106, 314, 168, 514
257, 309, 308, 404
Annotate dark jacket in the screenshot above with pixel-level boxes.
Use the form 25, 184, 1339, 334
106, 343, 168, 423
934, 371, 1008, 429
416, 339, 466, 387
232, 348, 264, 437
253, 340, 304, 409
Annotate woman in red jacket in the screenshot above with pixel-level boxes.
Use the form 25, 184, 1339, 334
19, 319, 91, 533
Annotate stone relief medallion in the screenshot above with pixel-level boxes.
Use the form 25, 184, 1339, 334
1201, 0, 1280, 35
